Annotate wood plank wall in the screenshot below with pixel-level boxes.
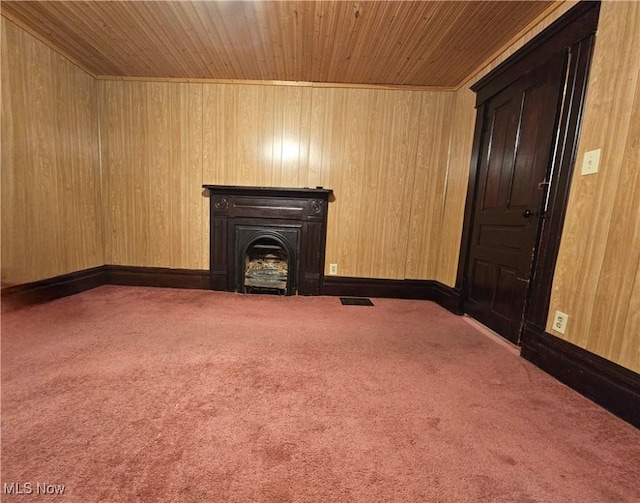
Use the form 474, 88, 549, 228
100, 81, 203, 268
405, 92, 455, 280
546, 1, 640, 372
100, 82, 453, 279
1, 18, 103, 286
309, 88, 425, 279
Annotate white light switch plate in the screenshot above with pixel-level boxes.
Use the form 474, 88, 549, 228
581, 148, 601, 175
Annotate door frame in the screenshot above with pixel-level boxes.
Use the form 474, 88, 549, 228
455, 1, 600, 340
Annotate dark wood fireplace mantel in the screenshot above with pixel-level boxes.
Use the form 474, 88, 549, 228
203, 185, 333, 296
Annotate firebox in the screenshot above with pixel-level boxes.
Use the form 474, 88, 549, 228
203, 185, 332, 296
236, 226, 299, 295
244, 238, 288, 294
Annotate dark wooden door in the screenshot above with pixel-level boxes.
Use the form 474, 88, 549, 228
464, 54, 566, 344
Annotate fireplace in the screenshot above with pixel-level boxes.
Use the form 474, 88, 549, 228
203, 185, 332, 296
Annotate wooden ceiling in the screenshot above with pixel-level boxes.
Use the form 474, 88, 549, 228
1, 1, 558, 88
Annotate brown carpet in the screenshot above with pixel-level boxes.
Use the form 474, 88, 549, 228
1, 286, 639, 502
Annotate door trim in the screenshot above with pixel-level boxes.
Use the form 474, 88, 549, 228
455, 1, 600, 341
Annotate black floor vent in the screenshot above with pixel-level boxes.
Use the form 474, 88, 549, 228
340, 297, 374, 306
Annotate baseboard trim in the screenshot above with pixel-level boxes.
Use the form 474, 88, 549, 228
322, 276, 462, 314
1, 265, 210, 308
521, 324, 640, 428
104, 265, 209, 290
1, 266, 107, 310
2, 269, 462, 314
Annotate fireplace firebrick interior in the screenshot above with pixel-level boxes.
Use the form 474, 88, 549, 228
244, 237, 289, 294
236, 226, 299, 295
203, 185, 332, 296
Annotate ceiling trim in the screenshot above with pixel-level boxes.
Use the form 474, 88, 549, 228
96, 75, 457, 92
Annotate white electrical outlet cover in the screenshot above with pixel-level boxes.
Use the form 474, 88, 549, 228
581, 148, 601, 175
553, 310, 569, 335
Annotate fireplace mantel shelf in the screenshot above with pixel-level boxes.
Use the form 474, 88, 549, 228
204, 185, 333, 199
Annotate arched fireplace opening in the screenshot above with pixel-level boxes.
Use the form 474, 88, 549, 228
235, 225, 300, 296
243, 236, 291, 295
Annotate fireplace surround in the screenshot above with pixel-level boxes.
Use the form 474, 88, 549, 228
203, 185, 332, 296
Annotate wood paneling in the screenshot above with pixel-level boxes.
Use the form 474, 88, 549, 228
202, 84, 312, 188
435, 87, 477, 286
310, 88, 423, 279
547, 1, 640, 372
1, 1, 555, 88
101, 81, 447, 281
405, 93, 455, 279
1, 18, 102, 286
100, 80, 203, 269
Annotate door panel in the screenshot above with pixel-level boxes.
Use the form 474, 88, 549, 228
482, 97, 517, 211
464, 54, 566, 344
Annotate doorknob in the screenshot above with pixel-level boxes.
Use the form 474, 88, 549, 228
522, 209, 534, 218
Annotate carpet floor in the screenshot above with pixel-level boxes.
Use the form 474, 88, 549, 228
1, 286, 639, 502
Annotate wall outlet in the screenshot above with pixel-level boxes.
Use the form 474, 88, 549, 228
581, 148, 601, 175
329, 263, 338, 275
552, 310, 569, 335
